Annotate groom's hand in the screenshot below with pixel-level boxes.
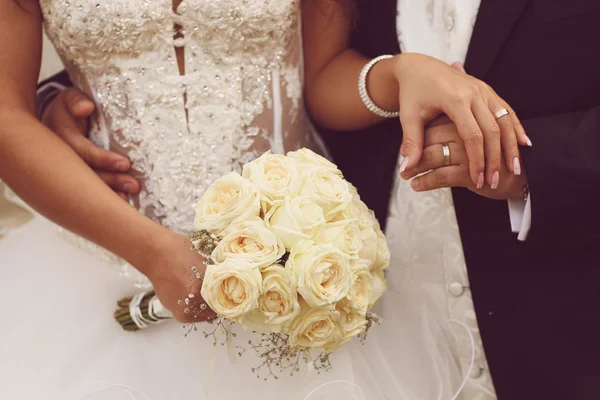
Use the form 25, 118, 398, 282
42, 88, 140, 200
401, 118, 527, 200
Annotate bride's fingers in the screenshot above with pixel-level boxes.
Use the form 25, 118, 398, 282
486, 94, 520, 176
496, 111, 521, 175
502, 100, 531, 147
410, 165, 472, 192
446, 109, 485, 186
471, 97, 502, 187
401, 143, 466, 180
487, 86, 532, 147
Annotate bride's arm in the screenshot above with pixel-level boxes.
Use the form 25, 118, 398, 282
302, 0, 529, 187
0, 1, 208, 322
302, 1, 398, 131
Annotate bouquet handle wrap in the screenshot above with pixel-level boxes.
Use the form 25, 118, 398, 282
114, 291, 173, 331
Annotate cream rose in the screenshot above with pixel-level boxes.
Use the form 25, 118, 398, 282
329, 303, 368, 350
358, 225, 378, 269
372, 228, 391, 272
286, 148, 342, 176
332, 192, 374, 230
242, 151, 300, 207
289, 241, 353, 308
288, 300, 340, 350
346, 260, 373, 316
316, 219, 363, 259
242, 264, 300, 333
369, 269, 388, 309
298, 169, 351, 221
194, 172, 260, 235
265, 196, 326, 250
201, 260, 262, 319
211, 219, 285, 270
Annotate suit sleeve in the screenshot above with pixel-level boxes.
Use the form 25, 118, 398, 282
36, 71, 72, 119
520, 105, 600, 243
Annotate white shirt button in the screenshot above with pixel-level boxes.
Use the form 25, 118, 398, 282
448, 282, 465, 297
469, 366, 484, 379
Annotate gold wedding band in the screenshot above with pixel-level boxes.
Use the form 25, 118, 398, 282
442, 144, 451, 167
494, 108, 509, 120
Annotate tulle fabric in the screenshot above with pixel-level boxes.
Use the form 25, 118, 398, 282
0, 215, 465, 400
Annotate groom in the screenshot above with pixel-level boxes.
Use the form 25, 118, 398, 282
320, 1, 600, 399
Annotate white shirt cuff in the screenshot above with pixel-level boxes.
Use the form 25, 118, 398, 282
507, 194, 532, 241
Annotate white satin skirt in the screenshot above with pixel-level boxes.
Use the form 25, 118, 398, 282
0, 216, 464, 400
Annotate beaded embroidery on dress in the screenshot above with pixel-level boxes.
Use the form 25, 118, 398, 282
39, 0, 323, 286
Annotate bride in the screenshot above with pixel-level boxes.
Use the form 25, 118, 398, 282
0, 0, 524, 399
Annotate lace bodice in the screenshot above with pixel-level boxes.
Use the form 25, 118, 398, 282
40, 0, 319, 234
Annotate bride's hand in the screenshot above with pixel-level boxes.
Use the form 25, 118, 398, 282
42, 88, 141, 200
148, 231, 216, 323
393, 53, 530, 189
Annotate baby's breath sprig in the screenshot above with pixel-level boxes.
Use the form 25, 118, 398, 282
236, 333, 332, 380
358, 312, 381, 344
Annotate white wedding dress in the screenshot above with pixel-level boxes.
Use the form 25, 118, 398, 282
0, 1, 470, 399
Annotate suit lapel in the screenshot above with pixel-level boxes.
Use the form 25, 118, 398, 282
465, 0, 530, 79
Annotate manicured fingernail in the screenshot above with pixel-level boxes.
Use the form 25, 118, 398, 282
115, 160, 129, 171
526, 137, 533, 147
399, 157, 410, 174
513, 157, 522, 176
123, 183, 134, 193
477, 173, 484, 189
491, 171, 500, 189
411, 178, 420, 191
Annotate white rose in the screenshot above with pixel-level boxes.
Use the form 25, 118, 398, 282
289, 241, 353, 308
201, 260, 262, 319
288, 300, 340, 350
194, 172, 260, 235
242, 151, 300, 207
328, 302, 368, 350
316, 219, 363, 259
286, 148, 342, 176
241, 264, 301, 333
358, 225, 378, 269
298, 169, 351, 221
332, 192, 374, 230
369, 269, 388, 309
372, 228, 390, 272
346, 260, 373, 316
211, 219, 285, 270
264, 196, 326, 250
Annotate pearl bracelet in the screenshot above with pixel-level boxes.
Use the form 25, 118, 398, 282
358, 55, 400, 119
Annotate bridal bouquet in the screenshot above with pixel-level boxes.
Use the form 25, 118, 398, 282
115, 149, 389, 374
191, 149, 389, 357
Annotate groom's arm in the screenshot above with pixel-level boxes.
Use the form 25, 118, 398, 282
35, 71, 140, 197
519, 106, 600, 243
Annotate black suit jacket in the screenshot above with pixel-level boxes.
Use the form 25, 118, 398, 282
320, 1, 600, 399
